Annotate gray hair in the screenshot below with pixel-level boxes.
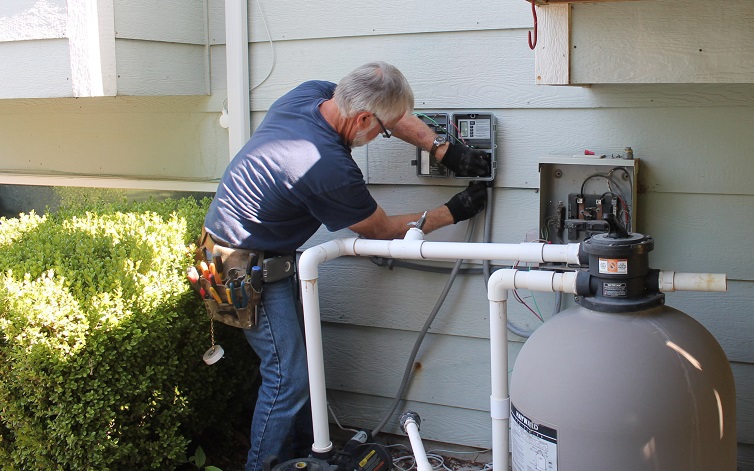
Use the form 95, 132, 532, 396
334, 61, 415, 124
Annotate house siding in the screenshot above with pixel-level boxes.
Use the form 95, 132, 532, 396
233, 0, 752, 464
0, 0, 751, 466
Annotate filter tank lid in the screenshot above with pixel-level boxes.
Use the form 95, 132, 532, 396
582, 214, 654, 258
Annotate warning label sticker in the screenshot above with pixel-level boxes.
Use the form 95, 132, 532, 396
510, 403, 557, 471
598, 258, 628, 275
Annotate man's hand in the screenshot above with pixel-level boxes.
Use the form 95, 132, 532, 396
445, 182, 487, 223
441, 143, 491, 177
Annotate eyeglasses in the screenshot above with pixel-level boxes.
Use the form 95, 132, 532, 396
372, 114, 391, 139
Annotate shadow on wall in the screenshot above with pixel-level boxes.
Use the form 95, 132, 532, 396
0, 184, 214, 218
0, 185, 60, 218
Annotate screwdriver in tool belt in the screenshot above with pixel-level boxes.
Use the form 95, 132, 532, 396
199, 261, 210, 279
208, 286, 223, 303
210, 261, 222, 284
199, 278, 212, 299
250, 265, 263, 292
188, 266, 208, 298
186, 267, 201, 292
246, 253, 259, 276
213, 255, 224, 281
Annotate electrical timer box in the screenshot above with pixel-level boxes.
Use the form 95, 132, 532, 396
413, 112, 497, 182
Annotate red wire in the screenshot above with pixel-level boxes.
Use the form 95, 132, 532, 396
512, 262, 544, 322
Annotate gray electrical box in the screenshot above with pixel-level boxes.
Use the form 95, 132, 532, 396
451, 113, 496, 182
538, 155, 638, 245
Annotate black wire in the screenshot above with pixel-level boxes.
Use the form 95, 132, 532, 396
580, 174, 611, 196
369, 256, 490, 275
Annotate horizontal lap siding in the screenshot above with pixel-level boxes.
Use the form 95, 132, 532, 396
115, 40, 208, 96
112, 0, 209, 96
113, 0, 207, 44
3, 0, 748, 458
259, 3, 754, 455
0, 39, 72, 98
326, 390, 493, 447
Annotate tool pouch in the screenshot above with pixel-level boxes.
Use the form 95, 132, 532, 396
203, 286, 260, 329
197, 242, 263, 330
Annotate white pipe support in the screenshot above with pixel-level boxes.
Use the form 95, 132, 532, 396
403, 420, 432, 471
658, 271, 727, 292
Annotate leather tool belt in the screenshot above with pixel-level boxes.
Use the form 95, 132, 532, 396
193, 228, 295, 329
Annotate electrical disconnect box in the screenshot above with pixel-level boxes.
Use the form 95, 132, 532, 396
413, 112, 496, 182
538, 155, 638, 245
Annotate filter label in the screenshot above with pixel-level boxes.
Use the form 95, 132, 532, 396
511, 403, 557, 471
599, 258, 628, 275
603, 282, 627, 297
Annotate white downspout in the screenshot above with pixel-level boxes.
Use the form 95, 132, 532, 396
225, 0, 251, 159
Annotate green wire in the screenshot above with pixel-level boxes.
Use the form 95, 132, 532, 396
529, 290, 543, 320
413, 112, 465, 145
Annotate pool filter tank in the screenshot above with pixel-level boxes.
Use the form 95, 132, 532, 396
509, 216, 737, 471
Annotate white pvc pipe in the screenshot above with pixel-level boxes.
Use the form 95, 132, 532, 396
658, 271, 727, 292
299, 240, 347, 454
297, 239, 577, 458
487, 269, 578, 471
297, 237, 726, 470
225, 0, 251, 158
403, 418, 432, 471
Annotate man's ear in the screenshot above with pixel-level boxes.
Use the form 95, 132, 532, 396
355, 111, 372, 130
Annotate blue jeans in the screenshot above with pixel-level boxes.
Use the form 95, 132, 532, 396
244, 277, 312, 471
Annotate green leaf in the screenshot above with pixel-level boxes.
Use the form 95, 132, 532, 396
194, 446, 206, 467
205, 466, 224, 471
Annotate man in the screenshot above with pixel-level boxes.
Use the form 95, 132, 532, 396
203, 61, 489, 471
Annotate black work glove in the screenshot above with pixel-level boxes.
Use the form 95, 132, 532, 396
445, 181, 487, 223
441, 143, 491, 178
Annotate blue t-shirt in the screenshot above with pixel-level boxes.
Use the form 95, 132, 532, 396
204, 80, 377, 252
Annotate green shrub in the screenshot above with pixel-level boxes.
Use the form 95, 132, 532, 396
0, 196, 258, 470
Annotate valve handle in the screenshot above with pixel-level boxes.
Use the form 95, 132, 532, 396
604, 213, 629, 239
